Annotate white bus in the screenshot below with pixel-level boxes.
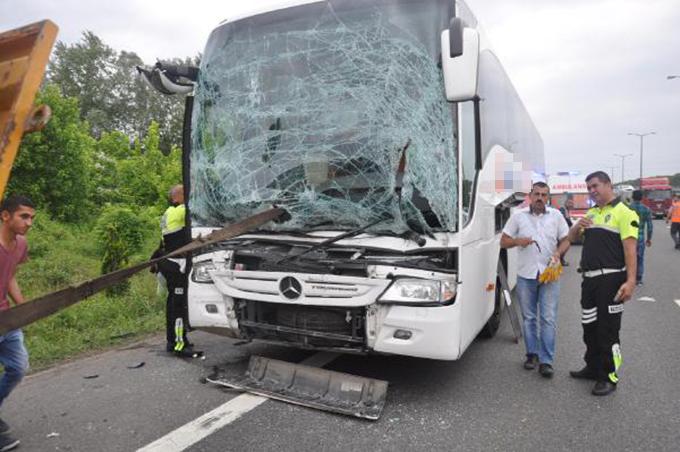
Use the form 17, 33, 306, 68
185, 0, 543, 360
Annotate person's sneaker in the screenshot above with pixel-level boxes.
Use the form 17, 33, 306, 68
172, 345, 204, 359
166, 341, 195, 353
539, 363, 554, 378
592, 380, 617, 396
569, 366, 597, 380
0, 433, 20, 452
636, 281, 643, 287
0, 419, 9, 435
523, 354, 538, 370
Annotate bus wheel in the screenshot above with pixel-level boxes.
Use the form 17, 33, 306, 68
479, 273, 503, 338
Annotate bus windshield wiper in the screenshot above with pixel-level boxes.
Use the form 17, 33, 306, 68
276, 215, 392, 265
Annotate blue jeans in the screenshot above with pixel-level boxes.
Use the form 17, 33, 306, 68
515, 277, 560, 365
636, 240, 645, 283
0, 329, 29, 408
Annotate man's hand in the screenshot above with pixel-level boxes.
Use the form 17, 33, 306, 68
550, 253, 561, 266
614, 280, 636, 303
514, 237, 535, 248
576, 217, 593, 230
646, 239, 652, 248
568, 217, 592, 243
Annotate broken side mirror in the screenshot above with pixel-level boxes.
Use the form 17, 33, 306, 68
136, 61, 199, 95
441, 18, 480, 102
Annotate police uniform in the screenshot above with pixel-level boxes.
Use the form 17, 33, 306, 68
158, 203, 191, 353
579, 197, 638, 384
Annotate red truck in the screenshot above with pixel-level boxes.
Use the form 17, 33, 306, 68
641, 177, 673, 218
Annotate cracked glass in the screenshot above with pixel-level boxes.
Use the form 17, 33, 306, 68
190, 0, 457, 234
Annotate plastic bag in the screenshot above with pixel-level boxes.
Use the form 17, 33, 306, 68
538, 257, 563, 284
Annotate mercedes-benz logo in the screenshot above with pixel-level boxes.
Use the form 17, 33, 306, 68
279, 276, 302, 300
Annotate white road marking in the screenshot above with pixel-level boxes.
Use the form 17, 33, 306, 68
137, 352, 339, 452
637, 296, 656, 302
674, 299, 680, 309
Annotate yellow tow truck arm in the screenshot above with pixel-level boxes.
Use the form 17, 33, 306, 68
0, 20, 58, 199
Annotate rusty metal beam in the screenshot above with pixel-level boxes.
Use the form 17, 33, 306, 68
0, 207, 284, 334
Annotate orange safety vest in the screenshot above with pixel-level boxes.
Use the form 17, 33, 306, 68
671, 201, 680, 223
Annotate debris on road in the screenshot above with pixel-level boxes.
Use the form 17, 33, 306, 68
206, 355, 388, 420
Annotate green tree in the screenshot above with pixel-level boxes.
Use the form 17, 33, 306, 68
92, 130, 133, 206
48, 32, 192, 152
7, 84, 95, 221
95, 205, 149, 294
115, 121, 182, 208
47, 32, 117, 137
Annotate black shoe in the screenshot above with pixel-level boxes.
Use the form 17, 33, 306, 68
523, 354, 538, 370
592, 380, 617, 396
0, 419, 9, 435
0, 433, 19, 452
166, 342, 192, 353
172, 345, 204, 359
569, 366, 597, 380
539, 363, 554, 378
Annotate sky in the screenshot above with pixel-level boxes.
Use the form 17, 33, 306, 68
2, 0, 680, 182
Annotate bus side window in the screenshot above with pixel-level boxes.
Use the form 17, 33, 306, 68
460, 101, 477, 225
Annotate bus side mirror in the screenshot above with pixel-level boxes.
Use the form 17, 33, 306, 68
441, 19, 480, 102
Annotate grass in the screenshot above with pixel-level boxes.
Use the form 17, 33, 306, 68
16, 217, 165, 370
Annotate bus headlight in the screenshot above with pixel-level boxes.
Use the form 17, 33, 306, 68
378, 279, 457, 306
191, 260, 229, 283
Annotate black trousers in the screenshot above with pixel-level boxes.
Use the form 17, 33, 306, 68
671, 222, 680, 246
580, 272, 626, 383
158, 259, 189, 349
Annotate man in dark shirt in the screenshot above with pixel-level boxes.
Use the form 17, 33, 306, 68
567, 172, 637, 396
629, 190, 653, 285
559, 197, 574, 265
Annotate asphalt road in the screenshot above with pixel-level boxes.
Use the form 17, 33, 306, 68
5, 220, 680, 451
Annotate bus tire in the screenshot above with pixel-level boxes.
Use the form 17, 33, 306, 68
479, 273, 503, 338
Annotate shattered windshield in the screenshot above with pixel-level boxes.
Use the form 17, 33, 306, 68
190, 0, 457, 234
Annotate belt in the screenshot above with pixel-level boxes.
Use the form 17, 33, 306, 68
582, 267, 626, 278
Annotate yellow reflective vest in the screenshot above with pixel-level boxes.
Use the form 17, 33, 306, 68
161, 204, 186, 236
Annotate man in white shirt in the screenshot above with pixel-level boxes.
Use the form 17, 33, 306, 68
501, 182, 571, 377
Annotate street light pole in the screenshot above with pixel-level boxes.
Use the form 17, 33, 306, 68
605, 165, 616, 183
627, 132, 655, 189
613, 153, 632, 184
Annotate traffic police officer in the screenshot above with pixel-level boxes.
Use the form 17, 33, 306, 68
567, 171, 638, 396
155, 184, 197, 356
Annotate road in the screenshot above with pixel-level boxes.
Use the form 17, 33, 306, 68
5, 220, 680, 451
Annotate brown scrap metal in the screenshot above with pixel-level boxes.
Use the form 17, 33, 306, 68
207, 355, 389, 420
0, 207, 284, 335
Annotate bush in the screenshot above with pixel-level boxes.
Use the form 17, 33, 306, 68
16, 216, 165, 370
95, 205, 150, 294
